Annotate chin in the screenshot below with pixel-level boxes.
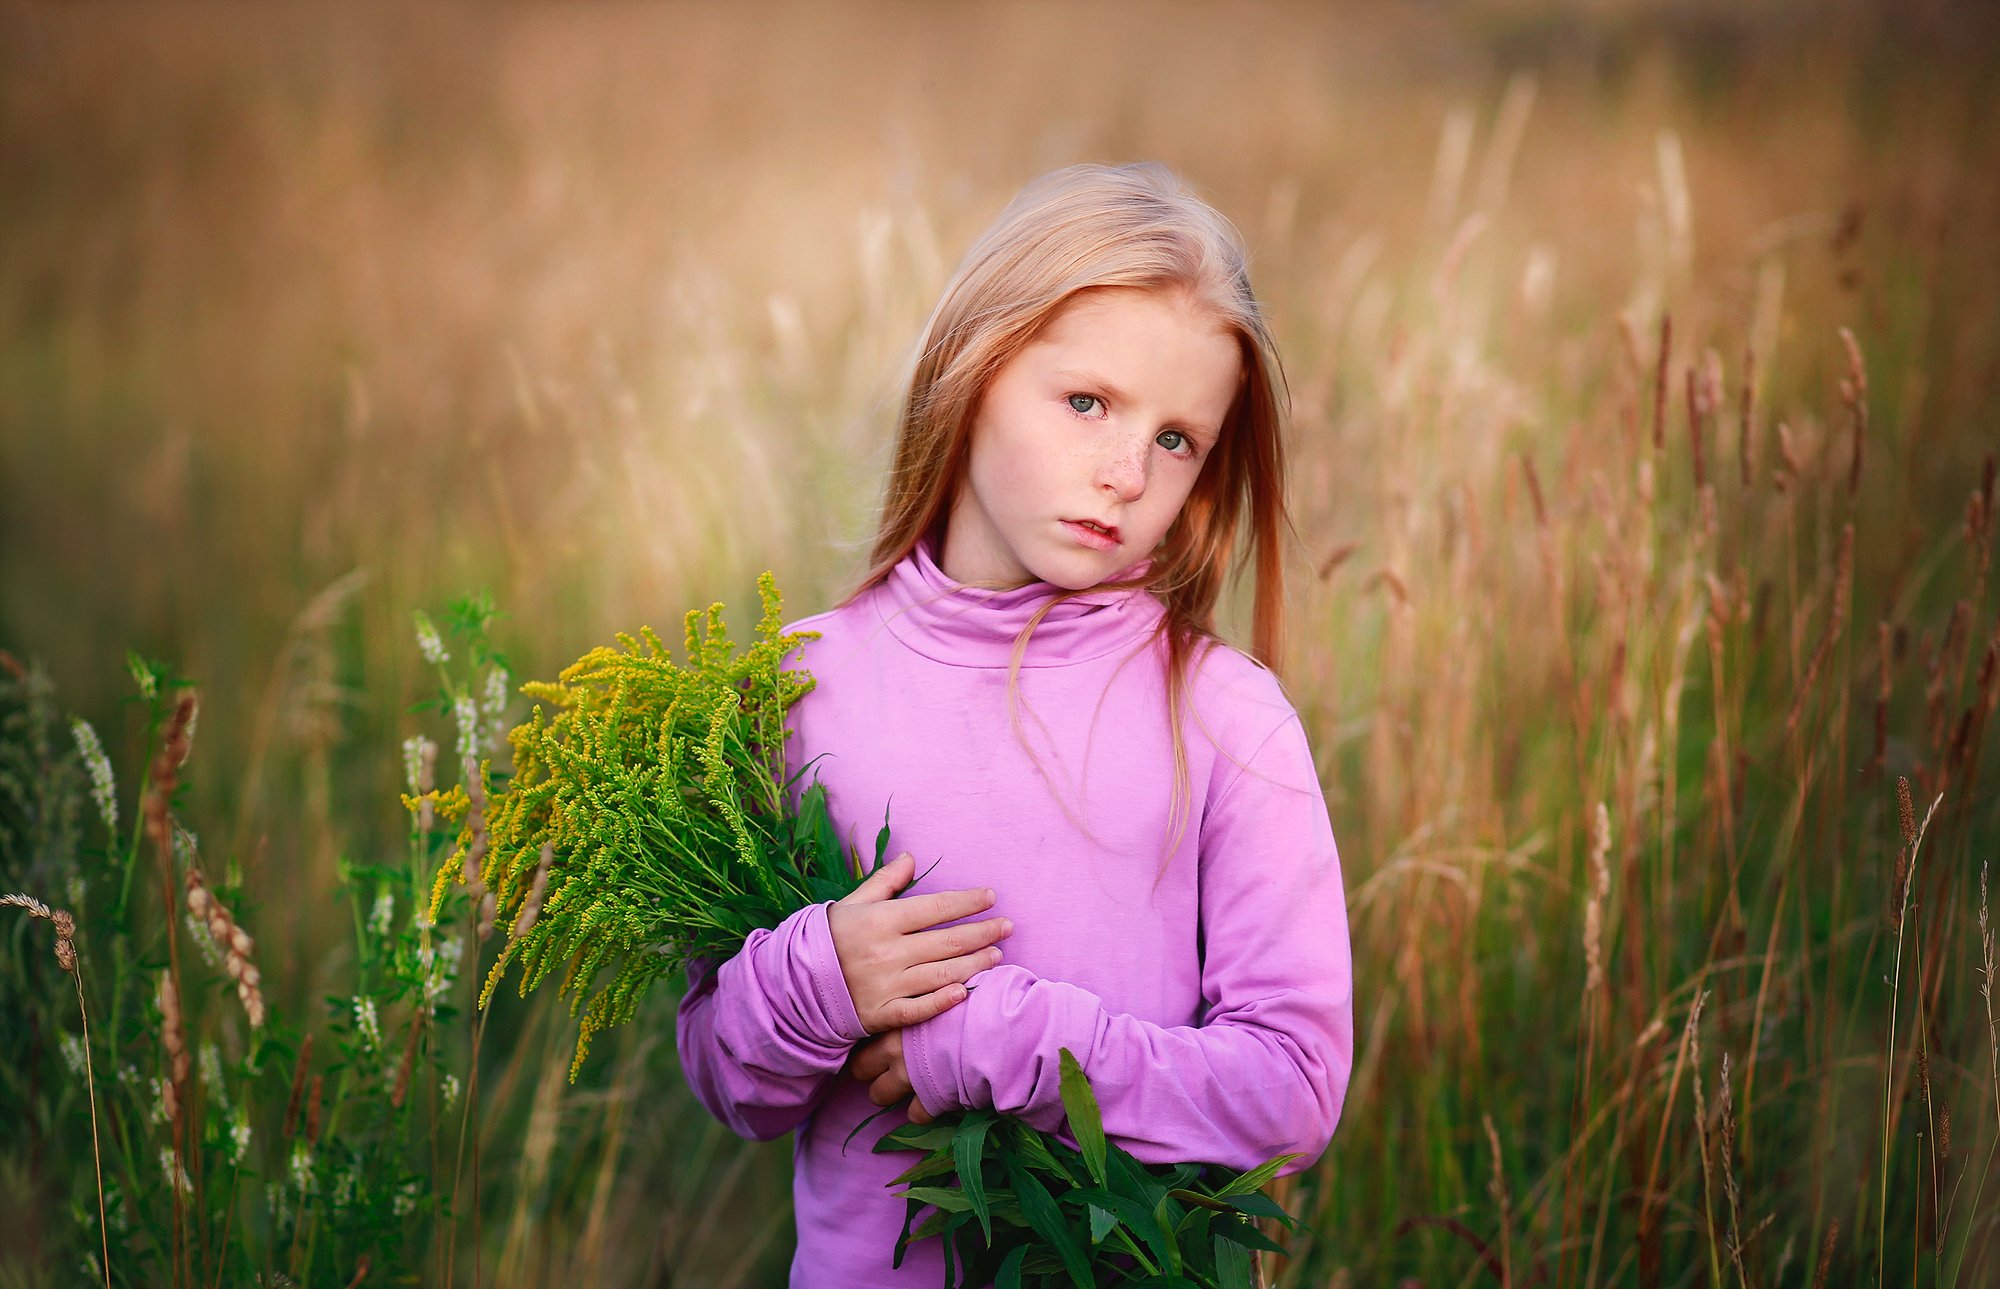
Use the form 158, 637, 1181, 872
1031, 555, 1117, 592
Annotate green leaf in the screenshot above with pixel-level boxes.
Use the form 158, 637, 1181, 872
954, 1110, 997, 1244
996, 1246, 1027, 1289
842, 1100, 899, 1155
886, 1151, 959, 1188
1066, 1188, 1177, 1273
1005, 1155, 1094, 1289
1213, 1233, 1253, 1289
1221, 1190, 1294, 1225
1087, 1202, 1118, 1245
878, 1119, 959, 1154
1057, 1047, 1109, 1188
874, 807, 893, 872
1211, 1214, 1288, 1256
901, 1186, 975, 1213
1212, 1152, 1303, 1199
1168, 1188, 1234, 1213
1109, 1149, 1172, 1214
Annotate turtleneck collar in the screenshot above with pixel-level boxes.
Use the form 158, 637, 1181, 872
873, 533, 1164, 669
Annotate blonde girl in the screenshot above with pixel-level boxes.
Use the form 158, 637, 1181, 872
677, 161, 1353, 1287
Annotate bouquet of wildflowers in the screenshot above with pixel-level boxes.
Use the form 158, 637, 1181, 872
431, 572, 875, 1080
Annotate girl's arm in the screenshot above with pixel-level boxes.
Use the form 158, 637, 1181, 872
674, 900, 870, 1142
900, 713, 1354, 1175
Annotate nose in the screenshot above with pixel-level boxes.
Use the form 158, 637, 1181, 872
1096, 438, 1147, 503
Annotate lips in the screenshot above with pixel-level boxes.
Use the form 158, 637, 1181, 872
1062, 518, 1121, 551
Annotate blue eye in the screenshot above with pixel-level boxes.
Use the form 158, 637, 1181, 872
1067, 394, 1101, 415
1157, 429, 1190, 454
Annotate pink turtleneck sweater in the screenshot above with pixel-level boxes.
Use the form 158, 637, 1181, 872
674, 537, 1353, 1287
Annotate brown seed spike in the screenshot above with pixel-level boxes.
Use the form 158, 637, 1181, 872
143, 692, 199, 853
1520, 453, 1549, 531
1812, 1219, 1840, 1289
392, 1010, 422, 1110
306, 1073, 323, 1145
1897, 776, 1917, 846
1738, 345, 1757, 489
1839, 327, 1868, 496
285, 1033, 313, 1139
1652, 313, 1673, 453
1685, 365, 1707, 490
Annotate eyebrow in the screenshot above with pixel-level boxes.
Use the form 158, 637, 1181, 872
1052, 369, 1218, 439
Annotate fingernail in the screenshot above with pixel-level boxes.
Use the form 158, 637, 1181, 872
984, 888, 996, 903
1000, 918, 1014, 936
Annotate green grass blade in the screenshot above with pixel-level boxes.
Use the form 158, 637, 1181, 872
1057, 1047, 1109, 1188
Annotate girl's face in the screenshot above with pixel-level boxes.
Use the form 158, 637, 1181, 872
941, 287, 1242, 591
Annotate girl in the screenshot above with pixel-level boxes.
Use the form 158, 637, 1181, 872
676, 161, 1354, 1287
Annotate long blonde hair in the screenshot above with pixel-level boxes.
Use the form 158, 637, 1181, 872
846, 161, 1293, 860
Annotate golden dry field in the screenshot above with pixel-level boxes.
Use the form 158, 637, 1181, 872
3, 0, 1999, 1284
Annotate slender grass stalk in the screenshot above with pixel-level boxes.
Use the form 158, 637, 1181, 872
1880, 783, 1942, 1285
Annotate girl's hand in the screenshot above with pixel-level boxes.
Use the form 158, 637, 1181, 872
828, 851, 1012, 1034
846, 1027, 934, 1124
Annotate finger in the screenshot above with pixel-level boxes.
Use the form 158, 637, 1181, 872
905, 945, 1004, 994
886, 885, 997, 933
847, 1037, 891, 1082
879, 982, 969, 1029
908, 1097, 935, 1126
837, 852, 914, 906
869, 1070, 914, 1109
899, 915, 1013, 966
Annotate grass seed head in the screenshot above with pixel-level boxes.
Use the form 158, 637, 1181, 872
4, 893, 79, 973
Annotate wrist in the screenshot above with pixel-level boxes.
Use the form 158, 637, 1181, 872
902, 983, 973, 1116
788, 901, 869, 1047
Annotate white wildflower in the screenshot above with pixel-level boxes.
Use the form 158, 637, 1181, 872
353, 996, 381, 1051
288, 1140, 315, 1196
453, 695, 480, 765
147, 1077, 171, 1127
369, 889, 395, 938
402, 735, 426, 795
481, 665, 509, 716
65, 872, 85, 911
392, 1178, 420, 1217
424, 934, 463, 1004
159, 1147, 192, 1197
184, 910, 223, 968
332, 1164, 356, 1208
482, 666, 511, 753
440, 1072, 460, 1112
105, 1185, 127, 1234
171, 824, 199, 868
81, 1254, 102, 1281
230, 1108, 252, 1163
59, 1032, 87, 1078
414, 612, 449, 665
266, 1179, 286, 1223
199, 1042, 225, 1106
71, 718, 118, 836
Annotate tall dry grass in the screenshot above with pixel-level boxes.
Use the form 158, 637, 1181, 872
4, 0, 1998, 1283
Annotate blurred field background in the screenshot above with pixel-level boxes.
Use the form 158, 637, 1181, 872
4, 0, 2000, 1284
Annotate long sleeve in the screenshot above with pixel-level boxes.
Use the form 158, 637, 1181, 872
900, 713, 1353, 1175
674, 900, 870, 1142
